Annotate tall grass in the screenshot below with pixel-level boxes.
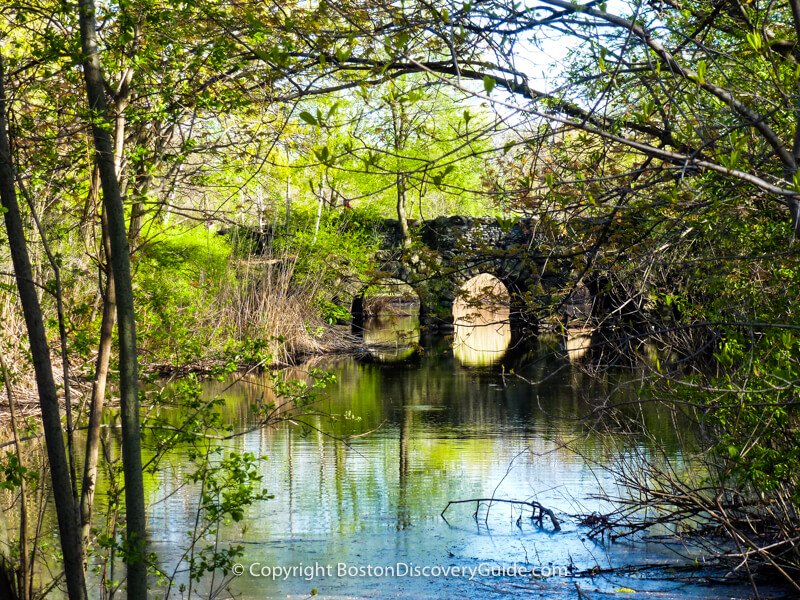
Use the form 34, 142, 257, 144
214, 245, 331, 364
133, 217, 373, 367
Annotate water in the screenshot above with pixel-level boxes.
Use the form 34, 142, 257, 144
143, 314, 777, 599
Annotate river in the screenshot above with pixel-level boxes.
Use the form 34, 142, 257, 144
134, 308, 783, 599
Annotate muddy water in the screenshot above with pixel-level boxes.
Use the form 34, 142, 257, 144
144, 316, 773, 599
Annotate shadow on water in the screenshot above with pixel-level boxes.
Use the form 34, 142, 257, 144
143, 314, 789, 599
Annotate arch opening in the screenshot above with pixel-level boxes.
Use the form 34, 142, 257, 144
361, 278, 419, 320
453, 273, 511, 367
352, 278, 420, 362
563, 328, 593, 361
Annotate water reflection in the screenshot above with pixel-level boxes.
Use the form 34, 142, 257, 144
129, 310, 778, 600
362, 314, 420, 362
137, 340, 731, 599
453, 274, 511, 366
453, 312, 512, 366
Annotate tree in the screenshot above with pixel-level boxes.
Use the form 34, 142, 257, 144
0, 54, 88, 600
292, 77, 494, 224
222, 0, 799, 234
76, 0, 148, 597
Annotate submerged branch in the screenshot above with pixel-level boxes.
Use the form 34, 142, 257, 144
441, 498, 561, 531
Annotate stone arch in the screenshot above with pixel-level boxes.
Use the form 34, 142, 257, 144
452, 273, 513, 367
448, 266, 537, 341
453, 273, 510, 320
368, 216, 554, 332
350, 276, 420, 332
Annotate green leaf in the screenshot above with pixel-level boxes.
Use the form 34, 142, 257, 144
298, 111, 317, 126
746, 31, 762, 52
326, 103, 340, 120
335, 45, 351, 63
695, 60, 706, 85
396, 31, 410, 50
483, 75, 496, 95
793, 170, 800, 192
313, 146, 330, 163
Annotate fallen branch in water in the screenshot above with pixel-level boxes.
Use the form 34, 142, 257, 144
441, 498, 561, 531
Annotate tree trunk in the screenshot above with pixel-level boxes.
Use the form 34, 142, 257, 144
80, 211, 115, 547
285, 169, 292, 231
0, 54, 88, 600
80, 165, 100, 247
313, 181, 324, 243
0, 352, 28, 600
396, 173, 411, 248
80, 95, 126, 548
76, 3, 148, 598
18, 174, 81, 516
390, 90, 412, 248
127, 168, 148, 244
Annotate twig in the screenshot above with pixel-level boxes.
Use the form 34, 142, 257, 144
441, 498, 561, 531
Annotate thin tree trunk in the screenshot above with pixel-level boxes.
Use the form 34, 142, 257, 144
0, 352, 27, 600
80, 211, 115, 547
285, 149, 292, 231
80, 95, 125, 549
256, 187, 264, 232
16, 175, 80, 515
80, 165, 100, 247
390, 92, 412, 248
128, 163, 149, 245
396, 173, 411, 247
76, 3, 148, 598
0, 54, 88, 600
285, 177, 291, 229
313, 181, 324, 243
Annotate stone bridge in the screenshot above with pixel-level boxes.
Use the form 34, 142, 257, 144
351, 216, 595, 336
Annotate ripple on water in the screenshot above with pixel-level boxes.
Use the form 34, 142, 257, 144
143, 335, 776, 599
